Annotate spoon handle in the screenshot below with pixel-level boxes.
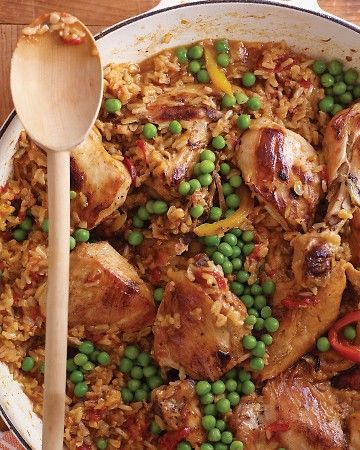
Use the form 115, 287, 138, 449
42, 150, 70, 449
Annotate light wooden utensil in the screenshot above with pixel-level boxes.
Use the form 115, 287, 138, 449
10, 13, 103, 450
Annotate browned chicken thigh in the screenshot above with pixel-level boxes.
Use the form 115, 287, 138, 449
324, 103, 360, 229
234, 119, 322, 231
153, 261, 249, 380
38, 242, 156, 330
70, 127, 131, 229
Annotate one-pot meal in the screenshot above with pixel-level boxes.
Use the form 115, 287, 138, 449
1, 35, 360, 450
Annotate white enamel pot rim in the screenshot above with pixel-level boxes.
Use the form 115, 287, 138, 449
0, 1, 359, 449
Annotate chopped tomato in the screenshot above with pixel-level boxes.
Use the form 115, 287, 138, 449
282, 295, 319, 309
61, 35, 84, 45
123, 157, 137, 184
86, 408, 106, 421
77, 445, 92, 450
299, 79, 312, 89
194, 268, 227, 290
158, 428, 191, 450
151, 267, 162, 284
328, 310, 360, 362
265, 421, 289, 433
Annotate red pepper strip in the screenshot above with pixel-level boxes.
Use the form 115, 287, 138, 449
282, 295, 319, 309
328, 310, 360, 362
158, 427, 191, 450
123, 156, 137, 183
265, 421, 289, 433
61, 35, 84, 45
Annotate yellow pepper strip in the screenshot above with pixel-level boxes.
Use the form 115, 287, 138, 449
195, 185, 253, 237
204, 45, 233, 95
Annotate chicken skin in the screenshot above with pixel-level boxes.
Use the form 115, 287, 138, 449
153, 261, 248, 380
235, 119, 321, 231
229, 363, 345, 450
70, 127, 131, 229
38, 242, 156, 329
151, 380, 205, 447
324, 103, 360, 229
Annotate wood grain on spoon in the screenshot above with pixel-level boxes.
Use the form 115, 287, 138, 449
10, 12, 103, 450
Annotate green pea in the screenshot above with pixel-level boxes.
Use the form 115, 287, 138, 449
264, 317, 279, 333
119, 357, 133, 373
232, 258, 242, 271
242, 72, 256, 87
13, 228, 27, 242
73, 382, 88, 398
227, 391, 240, 407
216, 419, 226, 431
237, 271, 250, 283
343, 325, 357, 340
220, 162, 231, 175
245, 315, 257, 326
200, 160, 215, 174
317, 336, 330, 352
70, 370, 84, 384
222, 233, 237, 247
176, 47, 188, 63
177, 442, 192, 450
319, 96, 334, 113
261, 306, 272, 319
188, 178, 201, 194
212, 135, 226, 149
321, 72, 335, 87
169, 120, 182, 135
241, 379, 255, 395
250, 356, 264, 371
143, 123, 157, 139
215, 39, 229, 53
222, 93, 236, 108
70, 190, 77, 200
312, 60, 326, 75
235, 92, 249, 105
339, 91, 353, 105
216, 397, 231, 414
69, 236, 76, 251
150, 420, 163, 436
208, 428, 221, 443
19, 216, 32, 231
204, 404, 216, 416
205, 246, 216, 257
42, 218, 49, 233
105, 98, 122, 113
66, 359, 77, 372
254, 317, 265, 331
131, 365, 143, 380
200, 150, 215, 163
134, 389, 148, 402
79, 341, 94, 355
353, 85, 360, 99
197, 69, 210, 83
237, 114, 251, 130
261, 334, 273, 346
226, 193, 240, 209
332, 104, 343, 116
262, 279, 275, 295
96, 438, 108, 450
254, 295, 267, 310
127, 230, 143, 246
222, 182, 233, 196
154, 287, 164, 303
248, 308, 259, 318
145, 200, 155, 214
73, 228, 90, 243
241, 294, 254, 308
242, 335, 257, 350
222, 259, 233, 275
344, 68, 359, 85
247, 96, 262, 111
209, 207, 222, 221
74, 353, 88, 366
153, 200, 168, 214
21, 356, 34, 372
188, 60, 201, 74
218, 242, 233, 257
212, 251, 225, 265
201, 444, 214, 450
221, 431, 233, 444
238, 369, 250, 382
230, 441, 244, 450
190, 204, 204, 218
204, 235, 220, 247
231, 246, 241, 258
328, 59, 343, 76
121, 387, 134, 403
202, 415, 217, 431
143, 366, 157, 378
148, 375, 163, 389
178, 181, 191, 196
229, 175, 242, 188
201, 392, 214, 405
97, 351, 110, 366
128, 379, 141, 392
137, 206, 150, 221
124, 345, 139, 360
252, 341, 266, 357
132, 216, 144, 229
217, 53, 230, 68
243, 243, 255, 255
333, 81, 347, 95
189, 45, 204, 59
211, 380, 226, 395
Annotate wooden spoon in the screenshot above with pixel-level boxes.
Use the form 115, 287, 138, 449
10, 12, 103, 450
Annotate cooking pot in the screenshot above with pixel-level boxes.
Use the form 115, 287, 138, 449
0, 1, 358, 448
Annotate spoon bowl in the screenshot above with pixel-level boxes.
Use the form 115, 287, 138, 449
10, 13, 103, 450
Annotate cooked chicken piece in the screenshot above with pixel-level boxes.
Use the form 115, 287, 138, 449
349, 209, 360, 267
70, 127, 131, 229
348, 412, 360, 450
234, 118, 322, 231
324, 103, 360, 229
333, 366, 360, 390
291, 230, 341, 289
307, 351, 354, 381
345, 263, 360, 297
151, 380, 205, 446
38, 242, 156, 329
153, 265, 248, 380
259, 259, 346, 381
230, 363, 346, 450
147, 104, 222, 123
